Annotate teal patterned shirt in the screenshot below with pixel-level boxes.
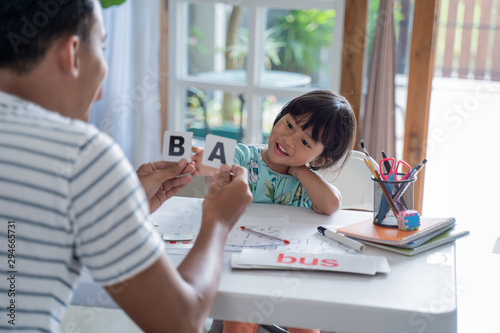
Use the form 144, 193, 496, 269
233, 144, 312, 208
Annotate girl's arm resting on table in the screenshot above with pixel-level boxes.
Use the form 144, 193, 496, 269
289, 166, 341, 215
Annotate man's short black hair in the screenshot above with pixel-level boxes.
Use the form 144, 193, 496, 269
0, 0, 96, 74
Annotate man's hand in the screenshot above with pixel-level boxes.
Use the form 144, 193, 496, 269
202, 164, 252, 230
137, 159, 195, 213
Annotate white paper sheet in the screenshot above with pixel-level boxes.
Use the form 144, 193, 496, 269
494, 237, 500, 254
151, 212, 290, 253
231, 249, 390, 275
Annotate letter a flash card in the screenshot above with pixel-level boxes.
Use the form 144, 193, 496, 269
162, 131, 193, 162
202, 134, 237, 168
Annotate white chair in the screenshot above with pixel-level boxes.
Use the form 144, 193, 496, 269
319, 150, 375, 211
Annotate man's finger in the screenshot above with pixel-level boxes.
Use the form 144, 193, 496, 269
230, 165, 245, 178
149, 159, 186, 171
162, 175, 191, 191
179, 162, 195, 176
149, 159, 189, 183
215, 165, 231, 186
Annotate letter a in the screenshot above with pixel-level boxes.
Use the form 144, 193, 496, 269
207, 142, 226, 164
202, 134, 236, 168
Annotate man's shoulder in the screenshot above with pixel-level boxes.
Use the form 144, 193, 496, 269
0, 91, 110, 150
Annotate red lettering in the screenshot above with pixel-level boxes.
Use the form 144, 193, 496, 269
277, 253, 296, 264
299, 258, 318, 266
277, 254, 338, 268
320, 259, 338, 268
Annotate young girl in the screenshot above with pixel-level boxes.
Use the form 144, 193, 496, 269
192, 90, 357, 333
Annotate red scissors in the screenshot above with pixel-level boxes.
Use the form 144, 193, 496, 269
379, 158, 410, 181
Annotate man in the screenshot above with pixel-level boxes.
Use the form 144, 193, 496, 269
0, 1, 252, 332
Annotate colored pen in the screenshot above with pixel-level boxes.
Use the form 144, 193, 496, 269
381, 151, 409, 210
379, 158, 428, 221
240, 226, 290, 244
394, 158, 428, 201
402, 158, 427, 181
360, 141, 399, 216
317, 226, 366, 252
365, 159, 400, 216
381, 151, 392, 174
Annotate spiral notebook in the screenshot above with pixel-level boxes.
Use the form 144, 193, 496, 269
336, 217, 456, 246
359, 228, 470, 256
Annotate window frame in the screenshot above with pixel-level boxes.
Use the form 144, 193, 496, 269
166, 0, 346, 143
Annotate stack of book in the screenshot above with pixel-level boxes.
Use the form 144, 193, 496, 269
336, 217, 469, 256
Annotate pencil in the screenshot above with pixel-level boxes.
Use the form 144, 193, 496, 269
359, 141, 400, 217
363, 156, 400, 217
240, 226, 290, 244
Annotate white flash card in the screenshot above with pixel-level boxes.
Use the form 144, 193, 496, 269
494, 237, 500, 254
202, 134, 236, 168
162, 233, 195, 241
162, 131, 193, 162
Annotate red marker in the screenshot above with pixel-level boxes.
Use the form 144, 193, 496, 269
240, 226, 290, 244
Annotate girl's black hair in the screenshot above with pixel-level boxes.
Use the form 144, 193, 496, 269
272, 90, 356, 171
0, 0, 95, 74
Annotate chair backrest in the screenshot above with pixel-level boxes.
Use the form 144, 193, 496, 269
319, 150, 375, 211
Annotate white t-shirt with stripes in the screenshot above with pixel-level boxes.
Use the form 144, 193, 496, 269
0, 91, 164, 332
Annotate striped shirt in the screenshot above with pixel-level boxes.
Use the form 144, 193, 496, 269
0, 91, 164, 332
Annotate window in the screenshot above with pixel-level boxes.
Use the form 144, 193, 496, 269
167, 0, 345, 144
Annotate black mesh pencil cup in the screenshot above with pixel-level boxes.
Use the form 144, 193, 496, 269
372, 175, 416, 228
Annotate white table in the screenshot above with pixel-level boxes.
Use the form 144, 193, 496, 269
72, 196, 457, 333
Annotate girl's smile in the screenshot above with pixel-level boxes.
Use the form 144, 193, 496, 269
274, 142, 289, 156
263, 114, 325, 174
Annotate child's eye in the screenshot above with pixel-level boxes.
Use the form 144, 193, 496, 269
287, 121, 293, 129
301, 139, 310, 147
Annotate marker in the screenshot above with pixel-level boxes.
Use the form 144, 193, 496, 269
240, 226, 290, 244
402, 158, 427, 180
392, 158, 428, 202
381, 151, 392, 174
317, 226, 366, 252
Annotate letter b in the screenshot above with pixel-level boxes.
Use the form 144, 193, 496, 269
169, 136, 185, 156
277, 253, 296, 264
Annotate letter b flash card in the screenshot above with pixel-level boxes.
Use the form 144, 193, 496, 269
162, 131, 236, 168
162, 131, 193, 162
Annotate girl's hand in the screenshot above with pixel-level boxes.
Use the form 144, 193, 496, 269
288, 165, 306, 178
191, 146, 219, 177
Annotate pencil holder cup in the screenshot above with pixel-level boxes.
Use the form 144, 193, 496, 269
372, 175, 416, 228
